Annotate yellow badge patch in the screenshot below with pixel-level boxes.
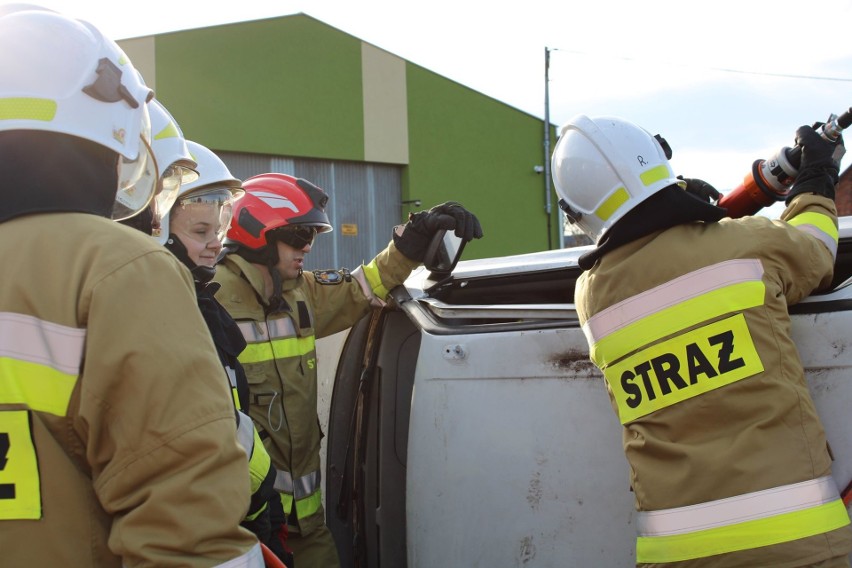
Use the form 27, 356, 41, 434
0, 410, 41, 520
604, 314, 763, 424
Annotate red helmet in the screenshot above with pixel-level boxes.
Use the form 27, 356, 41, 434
226, 173, 332, 260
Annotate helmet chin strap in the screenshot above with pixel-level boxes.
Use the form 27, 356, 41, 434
234, 235, 293, 314
164, 234, 216, 284
266, 260, 293, 314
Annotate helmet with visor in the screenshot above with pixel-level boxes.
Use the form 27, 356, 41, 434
0, 7, 158, 220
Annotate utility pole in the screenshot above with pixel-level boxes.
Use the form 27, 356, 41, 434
543, 47, 556, 249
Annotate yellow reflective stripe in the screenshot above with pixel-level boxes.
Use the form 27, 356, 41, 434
590, 280, 765, 368
244, 502, 268, 521
606, 313, 763, 423
275, 470, 322, 519
0, 359, 76, 416
788, 211, 839, 258
239, 342, 273, 364
154, 121, 179, 140
225, 365, 242, 410
583, 259, 764, 347
279, 492, 294, 515
638, 476, 839, 536
0, 97, 57, 121
636, 499, 850, 563
595, 187, 629, 221
238, 335, 316, 365
640, 164, 670, 186
248, 428, 271, 494
0, 410, 41, 520
788, 211, 839, 241
272, 335, 314, 359
295, 490, 322, 519
363, 259, 389, 299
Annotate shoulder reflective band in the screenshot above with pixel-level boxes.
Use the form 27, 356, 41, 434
273, 468, 322, 520
0, 410, 41, 520
787, 211, 838, 260
0, 312, 84, 416
236, 318, 315, 365
605, 313, 763, 423
360, 259, 389, 299
636, 476, 851, 563
583, 259, 765, 369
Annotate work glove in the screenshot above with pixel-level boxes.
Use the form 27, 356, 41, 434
393, 201, 483, 262
678, 175, 721, 204
786, 123, 845, 204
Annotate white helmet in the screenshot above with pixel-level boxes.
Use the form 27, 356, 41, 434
551, 115, 684, 243
156, 141, 244, 245
147, 99, 199, 222
0, 7, 156, 220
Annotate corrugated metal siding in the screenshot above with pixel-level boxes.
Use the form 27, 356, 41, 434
216, 151, 401, 271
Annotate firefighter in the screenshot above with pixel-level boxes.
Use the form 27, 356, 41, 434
159, 142, 294, 567
0, 7, 262, 567
214, 172, 483, 566
551, 114, 852, 567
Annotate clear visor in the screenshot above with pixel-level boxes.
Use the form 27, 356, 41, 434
170, 187, 237, 243
154, 163, 200, 222
111, 136, 158, 221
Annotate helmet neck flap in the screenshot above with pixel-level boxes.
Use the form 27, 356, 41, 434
0, 131, 117, 222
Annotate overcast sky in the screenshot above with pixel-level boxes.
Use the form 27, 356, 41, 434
12, 0, 852, 212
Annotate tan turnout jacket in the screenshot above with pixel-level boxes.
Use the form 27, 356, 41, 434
0, 214, 261, 567
576, 195, 852, 567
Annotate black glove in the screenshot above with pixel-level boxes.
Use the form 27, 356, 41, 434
394, 201, 483, 262
786, 123, 845, 204
678, 176, 721, 204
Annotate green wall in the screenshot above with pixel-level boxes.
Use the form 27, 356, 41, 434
405, 65, 559, 257
130, 14, 563, 258
152, 16, 365, 160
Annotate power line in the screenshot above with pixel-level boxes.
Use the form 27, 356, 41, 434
550, 48, 852, 83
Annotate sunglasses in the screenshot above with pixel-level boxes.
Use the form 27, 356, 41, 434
273, 225, 318, 249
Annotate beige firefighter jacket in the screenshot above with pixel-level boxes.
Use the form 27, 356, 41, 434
0, 214, 261, 567
575, 195, 851, 567
214, 240, 419, 535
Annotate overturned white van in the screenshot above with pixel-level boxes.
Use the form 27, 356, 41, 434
322, 217, 852, 567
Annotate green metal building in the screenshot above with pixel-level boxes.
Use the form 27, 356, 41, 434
119, 13, 561, 270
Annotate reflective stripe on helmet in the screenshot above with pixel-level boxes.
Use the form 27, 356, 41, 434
0, 98, 57, 121
635, 476, 850, 563
551, 115, 681, 242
